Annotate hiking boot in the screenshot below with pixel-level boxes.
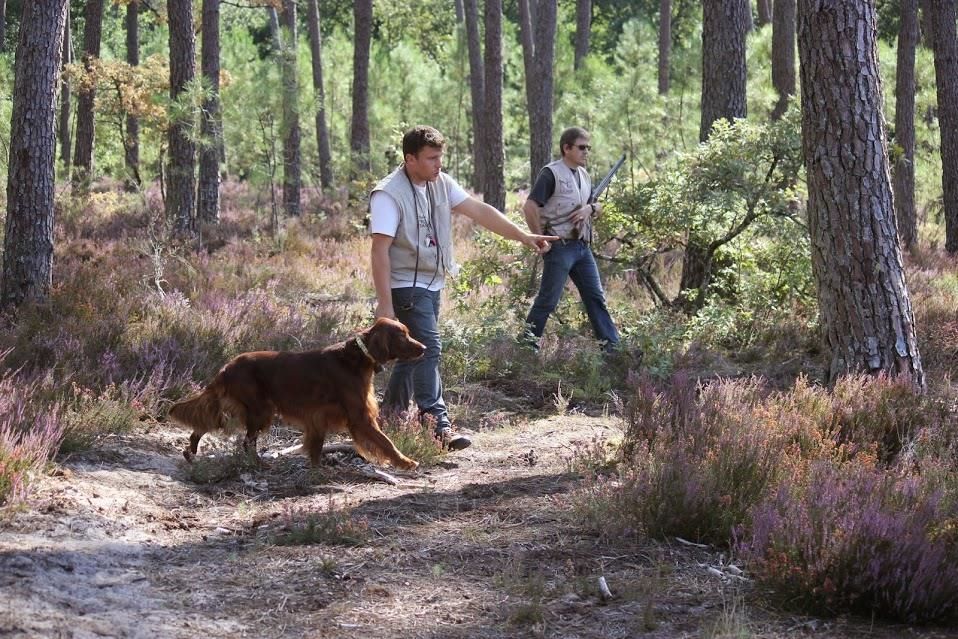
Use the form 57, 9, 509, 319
517, 329, 541, 354
436, 426, 472, 451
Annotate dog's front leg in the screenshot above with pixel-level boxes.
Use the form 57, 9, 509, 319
242, 431, 266, 466
303, 428, 327, 466
183, 431, 202, 462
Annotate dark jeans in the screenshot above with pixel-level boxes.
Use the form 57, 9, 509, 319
525, 240, 619, 350
382, 287, 450, 432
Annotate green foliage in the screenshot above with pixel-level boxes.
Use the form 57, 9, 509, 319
60, 383, 142, 454
602, 109, 809, 321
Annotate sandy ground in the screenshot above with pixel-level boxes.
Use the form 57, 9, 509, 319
3, 413, 958, 639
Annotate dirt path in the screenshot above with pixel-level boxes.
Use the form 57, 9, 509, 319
3, 415, 957, 639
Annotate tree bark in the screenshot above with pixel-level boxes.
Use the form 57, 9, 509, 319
125, 0, 140, 188
770, 0, 795, 120
2, 0, 69, 311
658, 0, 671, 95
797, 0, 924, 387
919, 0, 933, 48
929, 0, 958, 253
480, 0, 505, 212
0, 0, 7, 52
682, 0, 750, 310
166, 0, 196, 234
266, 7, 281, 52
71, 0, 104, 191
279, 0, 301, 217
757, 0, 772, 26
463, 0, 484, 192
59, 13, 72, 170
197, 0, 221, 222
350, 0, 372, 176
573, 0, 591, 71
306, 0, 333, 190
518, 0, 557, 187
700, 0, 750, 142
894, 0, 918, 249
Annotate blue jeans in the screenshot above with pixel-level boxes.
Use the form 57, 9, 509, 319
382, 287, 450, 432
525, 240, 619, 350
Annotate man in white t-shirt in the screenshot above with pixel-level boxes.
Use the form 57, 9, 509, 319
370, 125, 557, 450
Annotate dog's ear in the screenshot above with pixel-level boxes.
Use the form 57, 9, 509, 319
364, 318, 398, 362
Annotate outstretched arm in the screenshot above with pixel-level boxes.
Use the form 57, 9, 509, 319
453, 196, 558, 254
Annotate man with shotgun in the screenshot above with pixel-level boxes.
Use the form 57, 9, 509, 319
522, 127, 624, 353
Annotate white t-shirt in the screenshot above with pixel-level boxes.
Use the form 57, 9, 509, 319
370, 175, 470, 290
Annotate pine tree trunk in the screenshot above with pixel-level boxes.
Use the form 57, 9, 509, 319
463, 0, 484, 193
59, 14, 72, 170
929, 0, 958, 253
682, 0, 750, 309
166, 0, 196, 234
770, 0, 795, 120
306, 0, 333, 190
480, 0, 505, 212
658, 0, 671, 95
350, 0, 372, 176
0, 0, 7, 52
573, 0, 591, 71
919, 0, 933, 48
71, 0, 104, 191
279, 0, 301, 217
894, 0, 919, 249
700, 0, 750, 142
518, 0, 557, 187
798, 0, 924, 387
757, 0, 772, 26
2, 0, 69, 311
266, 7, 281, 53
125, 0, 140, 188
197, 0, 221, 223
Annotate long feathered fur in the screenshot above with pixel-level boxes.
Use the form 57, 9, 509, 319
166, 318, 426, 468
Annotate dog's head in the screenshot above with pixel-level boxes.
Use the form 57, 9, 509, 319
363, 317, 426, 364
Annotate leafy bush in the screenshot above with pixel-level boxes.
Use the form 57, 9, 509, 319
740, 462, 958, 623
611, 375, 788, 544
59, 381, 151, 454
378, 410, 445, 467
0, 372, 64, 513
578, 372, 958, 622
593, 374, 950, 550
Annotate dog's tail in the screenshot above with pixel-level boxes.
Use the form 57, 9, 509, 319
168, 384, 224, 434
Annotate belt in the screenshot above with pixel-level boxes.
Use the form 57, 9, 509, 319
556, 238, 588, 245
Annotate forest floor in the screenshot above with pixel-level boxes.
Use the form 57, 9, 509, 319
3, 392, 958, 639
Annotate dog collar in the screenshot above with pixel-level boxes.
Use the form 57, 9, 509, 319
355, 337, 383, 372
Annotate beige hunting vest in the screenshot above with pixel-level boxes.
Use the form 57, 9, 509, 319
371, 167, 456, 289
541, 159, 592, 241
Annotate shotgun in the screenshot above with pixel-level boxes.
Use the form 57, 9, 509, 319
547, 153, 627, 231
590, 153, 626, 203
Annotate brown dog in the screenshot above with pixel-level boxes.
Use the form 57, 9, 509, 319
168, 318, 425, 469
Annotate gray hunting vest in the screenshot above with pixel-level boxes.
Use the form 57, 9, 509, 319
371, 166, 457, 289
541, 159, 593, 241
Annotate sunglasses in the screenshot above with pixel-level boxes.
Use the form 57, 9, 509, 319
575, 144, 592, 151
